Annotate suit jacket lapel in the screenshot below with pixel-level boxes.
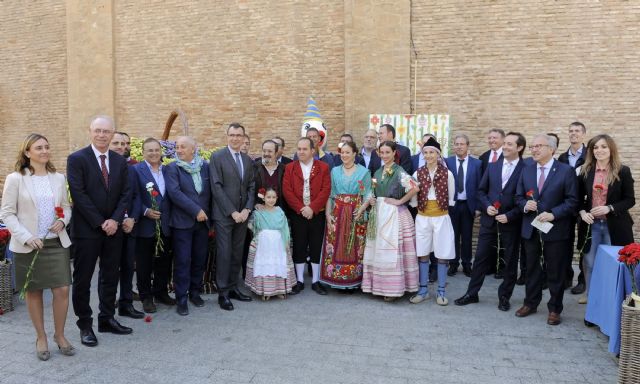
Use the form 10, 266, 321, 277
224, 147, 242, 180
502, 160, 523, 191
23, 172, 39, 209
539, 162, 559, 196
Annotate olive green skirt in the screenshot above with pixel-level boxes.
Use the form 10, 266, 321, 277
14, 238, 71, 291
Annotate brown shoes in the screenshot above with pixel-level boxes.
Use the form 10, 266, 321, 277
547, 312, 562, 325
515, 305, 537, 317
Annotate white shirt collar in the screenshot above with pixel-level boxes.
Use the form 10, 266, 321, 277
503, 157, 519, 166
228, 146, 241, 156
538, 157, 554, 170
91, 144, 109, 158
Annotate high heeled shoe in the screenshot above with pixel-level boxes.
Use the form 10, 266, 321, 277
36, 340, 50, 361
54, 335, 76, 356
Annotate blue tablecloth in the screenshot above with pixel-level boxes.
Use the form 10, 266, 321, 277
585, 244, 640, 354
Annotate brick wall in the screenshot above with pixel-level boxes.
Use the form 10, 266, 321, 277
113, 0, 345, 156
410, 1, 640, 237
0, 2, 68, 187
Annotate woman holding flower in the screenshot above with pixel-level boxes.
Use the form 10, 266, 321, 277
362, 141, 419, 301
0, 134, 74, 360
319, 141, 371, 290
577, 134, 635, 305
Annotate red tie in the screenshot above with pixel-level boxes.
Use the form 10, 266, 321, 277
100, 154, 109, 186
491, 151, 498, 163
538, 166, 546, 192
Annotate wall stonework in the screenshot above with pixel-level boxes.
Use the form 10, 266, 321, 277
2, 2, 639, 238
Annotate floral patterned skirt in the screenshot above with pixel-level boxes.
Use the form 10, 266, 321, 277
319, 194, 367, 288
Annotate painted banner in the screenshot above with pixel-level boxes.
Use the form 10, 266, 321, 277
368, 114, 451, 156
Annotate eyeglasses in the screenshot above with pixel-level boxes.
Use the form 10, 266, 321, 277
93, 129, 114, 135
528, 144, 549, 150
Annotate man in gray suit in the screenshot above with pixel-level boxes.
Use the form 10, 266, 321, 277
209, 122, 255, 311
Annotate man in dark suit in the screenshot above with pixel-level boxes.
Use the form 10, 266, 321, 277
360, 129, 381, 175
68, 115, 133, 347
479, 128, 505, 175
107, 133, 144, 320
164, 136, 212, 316
333, 133, 365, 167
377, 124, 412, 174
445, 134, 482, 277
264, 136, 292, 165
131, 138, 175, 314
210, 123, 255, 311
515, 134, 579, 325
558, 121, 588, 294
454, 132, 526, 310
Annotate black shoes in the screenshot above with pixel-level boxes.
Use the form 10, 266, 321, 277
584, 319, 596, 328
118, 304, 144, 319
454, 294, 479, 306
176, 301, 189, 316
462, 265, 472, 277
142, 298, 157, 313
498, 296, 511, 311
447, 265, 458, 276
229, 289, 253, 302
516, 274, 525, 286
291, 282, 305, 294
571, 282, 586, 295
80, 328, 98, 347
189, 293, 205, 307
155, 292, 177, 306
311, 282, 328, 295
218, 295, 234, 311
98, 318, 132, 335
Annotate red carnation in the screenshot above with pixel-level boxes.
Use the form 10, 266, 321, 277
526, 190, 534, 199
258, 188, 266, 196
54, 206, 64, 219
151, 190, 159, 197
0, 307, 4, 316
144, 315, 152, 323
493, 201, 501, 210
594, 184, 605, 191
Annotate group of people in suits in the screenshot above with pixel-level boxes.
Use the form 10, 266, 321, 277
0, 117, 635, 361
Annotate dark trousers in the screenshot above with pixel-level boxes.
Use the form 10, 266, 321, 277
135, 234, 173, 300
172, 223, 208, 300
118, 234, 135, 305
519, 239, 527, 276
214, 218, 248, 295
466, 226, 520, 298
523, 234, 569, 314
290, 213, 325, 264
72, 234, 123, 329
450, 200, 474, 268
241, 229, 253, 280
565, 217, 585, 284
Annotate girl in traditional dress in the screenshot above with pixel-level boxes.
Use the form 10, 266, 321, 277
410, 137, 456, 305
320, 141, 372, 290
245, 188, 297, 300
362, 141, 419, 301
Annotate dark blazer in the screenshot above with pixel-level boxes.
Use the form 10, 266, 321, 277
366, 149, 382, 176
411, 153, 423, 174
164, 161, 211, 229
480, 149, 504, 175
396, 144, 413, 175
477, 158, 525, 231
557, 145, 586, 169
131, 162, 171, 237
516, 159, 579, 241
255, 156, 293, 166
209, 147, 255, 221
446, 155, 483, 214
577, 165, 635, 252
67, 146, 130, 238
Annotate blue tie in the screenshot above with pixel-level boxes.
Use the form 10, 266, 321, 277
235, 152, 243, 179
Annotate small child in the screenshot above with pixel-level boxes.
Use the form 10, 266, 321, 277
245, 188, 297, 300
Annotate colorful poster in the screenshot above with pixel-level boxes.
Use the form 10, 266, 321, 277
368, 114, 451, 156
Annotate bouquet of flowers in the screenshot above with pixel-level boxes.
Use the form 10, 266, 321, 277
0, 227, 10, 263
146, 183, 164, 258
400, 173, 419, 207
19, 207, 65, 299
618, 243, 640, 299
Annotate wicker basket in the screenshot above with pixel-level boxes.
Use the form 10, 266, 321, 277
0, 259, 14, 313
618, 293, 640, 384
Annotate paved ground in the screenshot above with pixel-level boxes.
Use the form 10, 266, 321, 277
0, 267, 619, 384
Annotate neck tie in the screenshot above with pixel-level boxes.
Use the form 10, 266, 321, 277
99, 154, 109, 186
234, 152, 243, 179
502, 161, 512, 188
538, 166, 546, 192
456, 158, 465, 194
491, 151, 498, 163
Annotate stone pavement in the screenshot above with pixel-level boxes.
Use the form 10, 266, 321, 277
0, 269, 619, 384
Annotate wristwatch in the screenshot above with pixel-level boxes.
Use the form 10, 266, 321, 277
608, 205, 614, 213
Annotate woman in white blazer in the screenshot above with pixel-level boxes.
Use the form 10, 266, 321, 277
0, 133, 74, 360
